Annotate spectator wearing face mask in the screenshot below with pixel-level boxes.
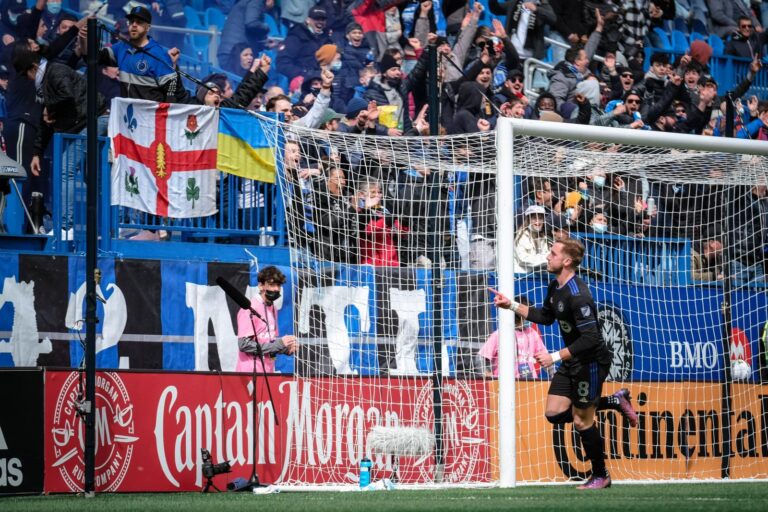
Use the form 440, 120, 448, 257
589, 212, 611, 235
276, 6, 334, 81
0, 0, 28, 38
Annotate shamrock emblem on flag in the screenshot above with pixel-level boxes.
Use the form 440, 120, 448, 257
186, 177, 200, 208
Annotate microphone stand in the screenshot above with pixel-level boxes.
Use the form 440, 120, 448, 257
242, 304, 279, 492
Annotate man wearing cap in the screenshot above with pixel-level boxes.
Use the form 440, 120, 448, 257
363, 48, 429, 133
277, 5, 333, 81
87, 6, 187, 103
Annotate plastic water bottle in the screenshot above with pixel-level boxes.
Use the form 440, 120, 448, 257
359, 457, 372, 488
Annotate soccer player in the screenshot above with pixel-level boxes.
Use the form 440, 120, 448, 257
490, 238, 638, 490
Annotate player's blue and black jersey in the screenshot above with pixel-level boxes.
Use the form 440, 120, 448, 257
525, 275, 612, 371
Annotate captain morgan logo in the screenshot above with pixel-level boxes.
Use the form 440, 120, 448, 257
51, 372, 137, 492
414, 380, 483, 483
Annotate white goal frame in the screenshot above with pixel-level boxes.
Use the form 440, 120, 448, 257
495, 117, 768, 487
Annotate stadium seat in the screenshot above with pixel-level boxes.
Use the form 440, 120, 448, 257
690, 32, 706, 44
205, 7, 227, 30
184, 9, 211, 62
183, 6, 202, 26
264, 14, 286, 38
672, 30, 689, 53
709, 34, 725, 56
651, 27, 672, 51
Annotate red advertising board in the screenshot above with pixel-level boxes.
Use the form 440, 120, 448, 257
44, 370, 491, 492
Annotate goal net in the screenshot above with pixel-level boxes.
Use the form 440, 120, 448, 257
259, 113, 768, 487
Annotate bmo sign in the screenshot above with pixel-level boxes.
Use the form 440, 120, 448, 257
669, 341, 719, 370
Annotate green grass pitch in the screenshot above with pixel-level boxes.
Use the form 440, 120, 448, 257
3, 483, 768, 512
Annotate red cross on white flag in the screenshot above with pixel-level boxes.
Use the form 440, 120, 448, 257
109, 98, 219, 218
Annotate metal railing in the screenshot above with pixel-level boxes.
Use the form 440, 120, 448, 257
574, 233, 693, 286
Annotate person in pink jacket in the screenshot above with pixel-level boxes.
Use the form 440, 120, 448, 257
478, 295, 547, 378
236, 266, 297, 373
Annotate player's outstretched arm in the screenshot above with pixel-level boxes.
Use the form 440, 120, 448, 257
488, 288, 530, 317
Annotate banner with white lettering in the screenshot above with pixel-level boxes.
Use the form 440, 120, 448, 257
0, 370, 43, 495
39, 370, 768, 491
1, 255, 767, 381
42, 370, 492, 491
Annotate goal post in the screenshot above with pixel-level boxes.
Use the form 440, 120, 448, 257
496, 116, 768, 483
257, 112, 768, 488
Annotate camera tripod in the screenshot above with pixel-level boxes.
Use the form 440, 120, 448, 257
201, 475, 224, 493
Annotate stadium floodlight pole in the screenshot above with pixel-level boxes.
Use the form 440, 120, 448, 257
495, 119, 517, 487
83, 16, 99, 498
427, 44, 439, 135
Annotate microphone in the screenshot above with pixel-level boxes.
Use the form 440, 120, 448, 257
216, 277, 265, 320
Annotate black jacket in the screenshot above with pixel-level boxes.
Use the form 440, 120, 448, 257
724, 30, 768, 59
488, 0, 555, 60
32, 61, 107, 156
276, 23, 333, 81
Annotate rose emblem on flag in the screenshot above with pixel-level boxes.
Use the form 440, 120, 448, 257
184, 114, 200, 143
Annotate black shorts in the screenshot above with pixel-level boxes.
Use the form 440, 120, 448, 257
548, 361, 609, 409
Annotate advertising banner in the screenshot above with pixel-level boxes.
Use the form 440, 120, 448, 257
506, 382, 768, 482
0, 369, 44, 495
1, 256, 766, 383
43, 370, 490, 492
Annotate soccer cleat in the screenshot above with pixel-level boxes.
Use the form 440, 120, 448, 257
576, 474, 612, 490
614, 388, 639, 428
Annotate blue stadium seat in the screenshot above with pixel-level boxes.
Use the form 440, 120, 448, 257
690, 32, 706, 44
184, 9, 210, 62
671, 30, 688, 53
651, 27, 672, 51
264, 14, 286, 38
709, 34, 725, 56
183, 6, 202, 26
205, 7, 227, 30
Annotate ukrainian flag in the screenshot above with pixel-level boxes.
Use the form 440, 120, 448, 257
217, 108, 276, 183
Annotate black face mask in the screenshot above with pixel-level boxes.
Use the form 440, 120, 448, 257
264, 290, 281, 303
386, 77, 402, 88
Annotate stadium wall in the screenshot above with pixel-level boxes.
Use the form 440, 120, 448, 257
0, 255, 765, 381
1, 369, 767, 494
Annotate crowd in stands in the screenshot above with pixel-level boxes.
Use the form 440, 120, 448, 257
0, 0, 765, 281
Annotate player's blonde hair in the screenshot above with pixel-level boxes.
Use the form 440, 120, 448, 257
556, 238, 585, 267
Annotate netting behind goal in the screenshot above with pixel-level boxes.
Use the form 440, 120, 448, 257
260, 114, 768, 486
